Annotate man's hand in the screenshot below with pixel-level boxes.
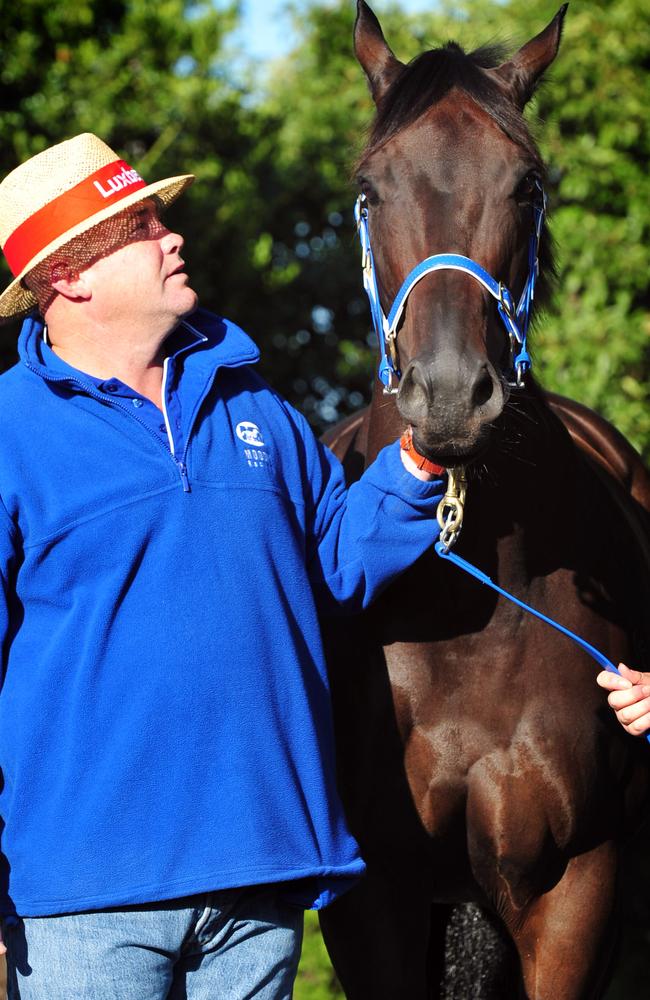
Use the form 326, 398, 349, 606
596, 663, 650, 736
0, 922, 6, 954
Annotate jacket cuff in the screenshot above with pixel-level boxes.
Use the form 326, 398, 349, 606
374, 440, 446, 500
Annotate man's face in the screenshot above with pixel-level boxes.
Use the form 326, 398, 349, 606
75, 199, 198, 328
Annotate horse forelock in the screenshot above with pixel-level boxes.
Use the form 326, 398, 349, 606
366, 42, 537, 160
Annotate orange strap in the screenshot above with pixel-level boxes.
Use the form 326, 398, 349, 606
400, 427, 445, 476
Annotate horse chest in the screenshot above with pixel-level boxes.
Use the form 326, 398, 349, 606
382, 640, 601, 865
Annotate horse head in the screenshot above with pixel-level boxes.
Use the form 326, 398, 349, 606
354, 0, 566, 466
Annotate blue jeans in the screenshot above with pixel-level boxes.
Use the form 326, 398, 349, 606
4, 887, 304, 999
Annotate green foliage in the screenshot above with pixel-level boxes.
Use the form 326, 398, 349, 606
531, 0, 650, 454
0, 0, 238, 160
2, 0, 646, 454
0, 0, 255, 372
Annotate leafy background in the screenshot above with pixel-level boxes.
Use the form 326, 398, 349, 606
0, 0, 648, 454
0, 0, 648, 996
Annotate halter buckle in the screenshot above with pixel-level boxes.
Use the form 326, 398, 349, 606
515, 355, 530, 388
498, 282, 515, 320
381, 369, 400, 395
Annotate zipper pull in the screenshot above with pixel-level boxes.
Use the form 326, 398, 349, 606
177, 461, 191, 493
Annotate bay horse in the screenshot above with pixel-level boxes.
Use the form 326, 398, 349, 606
319, 3, 650, 998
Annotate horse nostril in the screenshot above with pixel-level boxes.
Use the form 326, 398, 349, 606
472, 370, 494, 409
398, 362, 431, 422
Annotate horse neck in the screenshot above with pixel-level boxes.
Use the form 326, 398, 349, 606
364, 390, 403, 467
491, 380, 573, 472
467, 382, 581, 587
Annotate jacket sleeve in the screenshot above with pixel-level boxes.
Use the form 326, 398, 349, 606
289, 407, 445, 614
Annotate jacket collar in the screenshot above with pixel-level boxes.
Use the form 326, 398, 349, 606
18, 307, 260, 384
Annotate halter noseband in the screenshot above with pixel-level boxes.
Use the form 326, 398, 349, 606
355, 181, 547, 393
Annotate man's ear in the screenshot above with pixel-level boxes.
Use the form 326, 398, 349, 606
49, 262, 92, 302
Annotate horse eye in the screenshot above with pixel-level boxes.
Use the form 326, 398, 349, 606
515, 171, 541, 202
358, 178, 379, 205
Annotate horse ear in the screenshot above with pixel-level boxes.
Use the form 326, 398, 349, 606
354, 0, 405, 103
492, 4, 568, 108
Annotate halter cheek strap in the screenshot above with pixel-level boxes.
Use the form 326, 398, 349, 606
355, 183, 547, 393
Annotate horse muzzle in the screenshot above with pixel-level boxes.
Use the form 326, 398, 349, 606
397, 353, 506, 463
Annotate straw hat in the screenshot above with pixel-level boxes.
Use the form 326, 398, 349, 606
0, 133, 194, 321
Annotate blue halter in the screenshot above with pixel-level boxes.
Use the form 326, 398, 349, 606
355, 181, 547, 393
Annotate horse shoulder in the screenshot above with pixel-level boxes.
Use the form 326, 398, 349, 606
321, 406, 370, 484
546, 390, 650, 511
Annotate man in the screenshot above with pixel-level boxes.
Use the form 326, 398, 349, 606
597, 665, 650, 737
0, 133, 445, 998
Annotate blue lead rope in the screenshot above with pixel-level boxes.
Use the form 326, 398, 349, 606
434, 541, 650, 743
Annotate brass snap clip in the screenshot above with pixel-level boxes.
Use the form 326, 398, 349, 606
436, 466, 468, 551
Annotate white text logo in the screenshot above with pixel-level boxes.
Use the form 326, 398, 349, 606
93, 166, 144, 200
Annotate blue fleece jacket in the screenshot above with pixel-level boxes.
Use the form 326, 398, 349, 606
0, 309, 443, 916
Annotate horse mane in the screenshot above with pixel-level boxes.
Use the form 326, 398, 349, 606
361, 41, 555, 316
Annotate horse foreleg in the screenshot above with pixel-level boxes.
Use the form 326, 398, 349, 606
319, 867, 435, 1000
507, 840, 618, 1000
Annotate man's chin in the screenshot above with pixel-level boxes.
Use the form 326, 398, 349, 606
177, 287, 199, 318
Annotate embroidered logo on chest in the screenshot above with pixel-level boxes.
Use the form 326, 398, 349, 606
235, 421, 270, 468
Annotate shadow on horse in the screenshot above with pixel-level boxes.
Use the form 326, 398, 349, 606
319, 4, 650, 998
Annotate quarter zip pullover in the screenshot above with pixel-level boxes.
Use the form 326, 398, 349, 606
0, 309, 444, 916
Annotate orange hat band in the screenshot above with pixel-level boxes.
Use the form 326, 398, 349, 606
3, 159, 147, 277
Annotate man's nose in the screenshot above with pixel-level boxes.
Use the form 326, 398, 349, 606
160, 229, 184, 254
